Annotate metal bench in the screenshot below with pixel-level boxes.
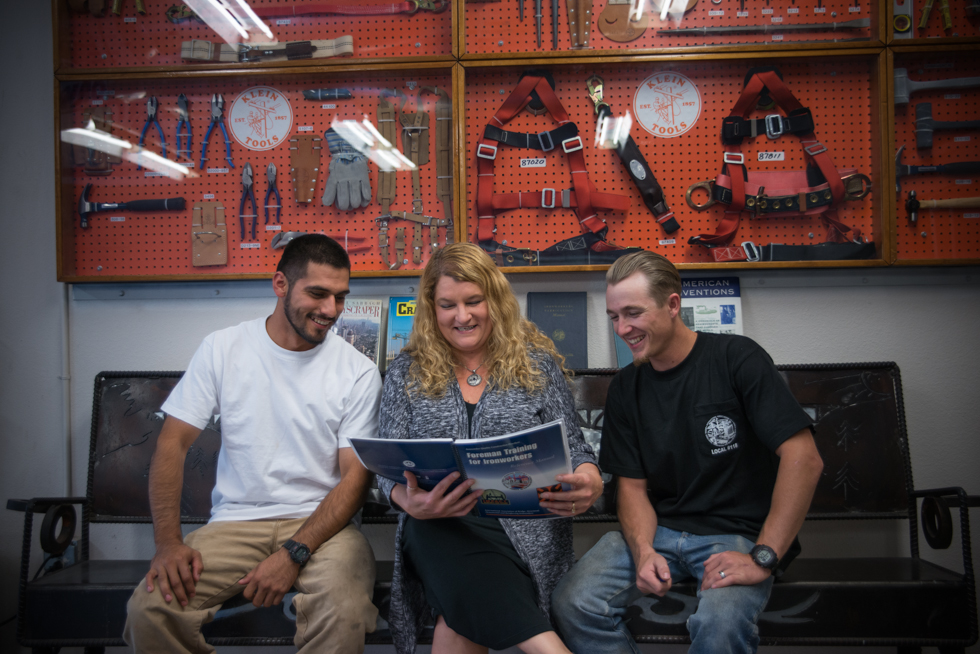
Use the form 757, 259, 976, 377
9, 364, 977, 652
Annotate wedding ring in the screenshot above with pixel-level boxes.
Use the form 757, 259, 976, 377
572, 502, 576, 515
719, 571, 726, 579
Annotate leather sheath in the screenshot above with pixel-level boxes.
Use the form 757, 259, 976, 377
597, 0, 649, 42
567, 0, 593, 48
74, 107, 121, 176
192, 202, 228, 266
289, 134, 322, 203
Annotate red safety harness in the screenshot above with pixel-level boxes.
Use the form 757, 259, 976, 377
475, 75, 630, 244
687, 68, 870, 260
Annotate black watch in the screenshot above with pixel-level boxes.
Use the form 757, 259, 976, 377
282, 539, 312, 567
750, 544, 779, 571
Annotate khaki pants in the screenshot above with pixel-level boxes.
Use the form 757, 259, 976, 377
124, 519, 378, 654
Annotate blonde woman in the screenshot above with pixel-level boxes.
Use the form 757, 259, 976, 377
377, 243, 604, 654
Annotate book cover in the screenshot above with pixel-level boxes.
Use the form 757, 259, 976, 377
386, 296, 417, 370
680, 277, 743, 335
350, 419, 572, 519
332, 298, 383, 366
526, 292, 588, 369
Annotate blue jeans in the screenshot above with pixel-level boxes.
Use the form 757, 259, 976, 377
552, 527, 773, 654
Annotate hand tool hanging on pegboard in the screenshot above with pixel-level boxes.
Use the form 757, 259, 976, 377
192, 202, 227, 266
303, 89, 354, 101
180, 37, 355, 63
906, 191, 980, 222
265, 163, 282, 225
111, 0, 145, 15
915, 103, 980, 149
686, 67, 873, 262
894, 68, 980, 105
200, 94, 234, 170
382, 88, 454, 269
77, 184, 185, 230
658, 17, 870, 35
917, 0, 951, 30
137, 97, 166, 170
71, 107, 121, 176
175, 94, 193, 162
239, 164, 258, 241
475, 71, 638, 264
585, 75, 678, 235
289, 134, 323, 204
895, 145, 980, 192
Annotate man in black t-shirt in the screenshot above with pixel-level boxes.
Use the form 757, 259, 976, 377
552, 251, 824, 654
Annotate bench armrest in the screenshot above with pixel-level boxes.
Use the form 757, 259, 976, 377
7, 497, 89, 513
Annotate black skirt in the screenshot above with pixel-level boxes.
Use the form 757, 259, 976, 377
402, 515, 553, 650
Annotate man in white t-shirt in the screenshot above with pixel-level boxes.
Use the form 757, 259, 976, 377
124, 235, 383, 654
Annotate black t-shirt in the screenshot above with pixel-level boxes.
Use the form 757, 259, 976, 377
600, 333, 813, 545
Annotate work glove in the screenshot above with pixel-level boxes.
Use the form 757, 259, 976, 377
322, 128, 372, 211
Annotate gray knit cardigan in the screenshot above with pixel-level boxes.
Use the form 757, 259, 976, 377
377, 350, 597, 654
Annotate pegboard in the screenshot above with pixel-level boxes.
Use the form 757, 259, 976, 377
893, 51, 980, 262
60, 69, 455, 280
465, 0, 877, 54
463, 56, 881, 264
57, 0, 453, 71
889, 0, 980, 41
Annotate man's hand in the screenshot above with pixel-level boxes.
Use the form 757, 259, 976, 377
538, 463, 604, 517
239, 548, 300, 608
392, 471, 480, 520
700, 551, 771, 591
635, 548, 673, 596
145, 540, 203, 606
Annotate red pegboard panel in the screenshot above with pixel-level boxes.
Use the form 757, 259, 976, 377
62, 70, 454, 278
61, 0, 452, 70
464, 57, 879, 263
465, 0, 876, 54
891, 0, 980, 40
894, 52, 980, 261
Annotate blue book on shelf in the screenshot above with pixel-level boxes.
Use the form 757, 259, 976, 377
526, 292, 588, 369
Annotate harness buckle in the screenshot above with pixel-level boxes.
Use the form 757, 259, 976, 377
542, 188, 556, 208
477, 144, 498, 160
562, 136, 584, 153
765, 114, 785, 140
723, 152, 745, 166
538, 131, 555, 152
804, 143, 828, 156
741, 241, 760, 262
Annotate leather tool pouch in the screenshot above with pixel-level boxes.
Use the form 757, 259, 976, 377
73, 108, 122, 176
192, 202, 228, 266
289, 134, 322, 203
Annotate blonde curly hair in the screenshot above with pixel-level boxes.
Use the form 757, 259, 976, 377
404, 243, 567, 398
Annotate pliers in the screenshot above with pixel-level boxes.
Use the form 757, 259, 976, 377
175, 94, 192, 162
918, 0, 952, 30
138, 96, 165, 170
265, 163, 281, 224
201, 94, 234, 170
240, 163, 258, 241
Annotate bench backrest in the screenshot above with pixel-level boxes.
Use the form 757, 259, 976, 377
86, 362, 912, 525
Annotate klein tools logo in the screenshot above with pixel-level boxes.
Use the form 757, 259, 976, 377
634, 73, 701, 139
229, 86, 293, 151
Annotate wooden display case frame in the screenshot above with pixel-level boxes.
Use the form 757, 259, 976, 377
51, 0, 980, 281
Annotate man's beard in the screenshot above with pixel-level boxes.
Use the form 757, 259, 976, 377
284, 289, 333, 345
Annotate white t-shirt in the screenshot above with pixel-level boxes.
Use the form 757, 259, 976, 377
162, 317, 382, 523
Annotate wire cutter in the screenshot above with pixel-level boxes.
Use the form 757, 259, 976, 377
265, 163, 282, 224
201, 94, 234, 170
175, 94, 192, 162
138, 96, 165, 170
240, 163, 258, 241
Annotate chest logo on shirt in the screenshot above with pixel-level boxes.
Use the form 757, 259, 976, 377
705, 415, 739, 455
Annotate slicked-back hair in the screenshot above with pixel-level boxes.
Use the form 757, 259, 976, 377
276, 234, 351, 285
606, 251, 681, 308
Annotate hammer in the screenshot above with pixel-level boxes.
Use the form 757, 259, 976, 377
915, 103, 980, 149
895, 145, 980, 192
906, 190, 980, 222
78, 183, 186, 229
894, 68, 980, 105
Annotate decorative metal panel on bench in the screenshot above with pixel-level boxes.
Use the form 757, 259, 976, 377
8, 363, 977, 653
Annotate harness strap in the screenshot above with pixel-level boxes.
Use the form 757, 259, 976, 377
477, 75, 626, 243
423, 86, 455, 247
376, 91, 400, 269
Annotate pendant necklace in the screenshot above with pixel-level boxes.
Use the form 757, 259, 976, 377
462, 362, 484, 387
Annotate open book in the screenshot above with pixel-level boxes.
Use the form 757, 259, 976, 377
350, 419, 572, 519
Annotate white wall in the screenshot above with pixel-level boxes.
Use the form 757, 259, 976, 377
1, 3, 978, 653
